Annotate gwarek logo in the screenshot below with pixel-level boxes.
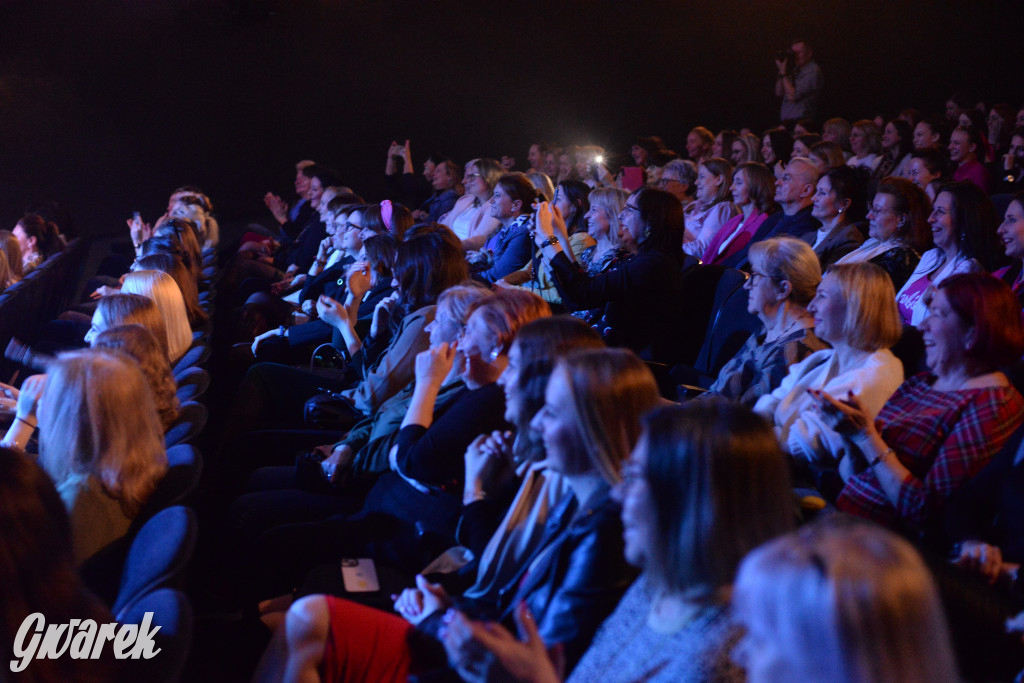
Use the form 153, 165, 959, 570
10, 612, 161, 672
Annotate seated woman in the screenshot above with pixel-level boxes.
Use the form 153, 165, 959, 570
791, 132, 822, 158
121, 270, 193, 361
499, 180, 594, 305
134, 252, 208, 330
818, 274, 1024, 534
565, 188, 631, 324
734, 517, 958, 683
994, 190, 1024, 309
0, 230, 24, 285
439, 158, 503, 250
809, 166, 868, 269
808, 140, 847, 174
91, 324, 180, 431
469, 173, 536, 284
730, 132, 763, 166
251, 235, 395, 365
2, 350, 167, 563
761, 128, 793, 175
896, 181, 1001, 326
847, 120, 883, 172
702, 162, 778, 265
914, 115, 946, 150
755, 262, 904, 464
13, 214, 63, 273
0, 251, 13, 292
85, 293, 170, 359
169, 193, 218, 249
0, 448, 122, 681
533, 188, 686, 362
701, 237, 828, 406
682, 158, 740, 258
442, 399, 796, 683
836, 178, 931, 290
257, 348, 660, 681
875, 118, 914, 179
230, 225, 467, 433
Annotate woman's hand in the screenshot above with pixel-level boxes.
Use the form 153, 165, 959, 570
346, 261, 372, 301
441, 604, 562, 683
300, 298, 317, 317
15, 374, 46, 424
415, 342, 457, 388
127, 215, 153, 246
464, 430, 514, 504
954, 540, 1005, 585
264, 192, 289, 224
89, 285, 120, 300
392, 575, 451, 626
251, 327, 285, 356
371, 292, 400, 339
318, 443, 354, 484
317, 295, 349, 329
809, 389, 874, 436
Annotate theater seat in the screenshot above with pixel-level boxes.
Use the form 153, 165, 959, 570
116, 588, 193, 683
113, 506, 197, 615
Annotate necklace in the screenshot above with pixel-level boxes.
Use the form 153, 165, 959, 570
766, 310, 810, 342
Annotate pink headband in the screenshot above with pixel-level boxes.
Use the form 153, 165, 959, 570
381, 200, 394, 233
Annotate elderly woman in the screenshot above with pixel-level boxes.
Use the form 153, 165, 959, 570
533, 188, 686, 361
439, 158, 503, 249
810, 166, 868, 269
655, 159, 697, 209
701, 162, 778, 265
682, 158, 740, 257
735, 518, 958, 683
896, 181, 1001, 326
701, 238, 828, 406
755, 262, 904, 464
442, 399, 795, 683
820, 274, 1024, 532
836, 178, 931, 290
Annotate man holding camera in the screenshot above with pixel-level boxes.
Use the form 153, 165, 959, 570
774, 39, 822, 123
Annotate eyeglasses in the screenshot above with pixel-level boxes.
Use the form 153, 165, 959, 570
747, 270, 772, 286
464, 173, 482, 181
867, 203, 899, 216
656, 177, 682, 187
622, 204, 640, 215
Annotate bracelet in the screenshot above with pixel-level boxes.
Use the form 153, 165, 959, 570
868, 447, 894, 468
14, 416, 36, 430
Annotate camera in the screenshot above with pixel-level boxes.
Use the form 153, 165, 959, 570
775, 48, 795, 74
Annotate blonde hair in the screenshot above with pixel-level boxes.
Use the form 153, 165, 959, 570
471, 289, 551, 356
749, 237, 822, 307
525, 172, 555, 202
735, 517, 958, 683
554, 348, 660, 485
824, 263, 902, 351
588, 187, 629, 248
0, 231, 24, 283
437, 282, 493, 329
92, 324, 180, 431
38, 350, 167, 517
0, 250, 12, 291
135, 252, 208, 329
97, 294, 170, 359
121, 270, 193, 360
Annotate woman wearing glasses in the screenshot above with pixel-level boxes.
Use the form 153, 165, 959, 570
895, 181, 1001, 325
438, 158, 503, 250
835, 178, 931, 290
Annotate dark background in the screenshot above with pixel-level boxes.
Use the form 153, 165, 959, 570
0, 0, 1021, 237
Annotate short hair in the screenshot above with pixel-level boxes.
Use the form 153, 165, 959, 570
951, 124, 984, 158
97, 294, 169, 359
496, 173, 538, 213
632, 187, 685, 254
700, 158, 734, 206
874, 178, 933, 254
587, 187, 630, 248
749, 237, 822, 306
466, 158, 504, 192
735, 162, 779, 213
525, 172, 555, 202
470, 289, 551, 357
824, 262, 902, 351
936, 181, 1002, 272
640, 400, 794, 597
508, 317, 604, 461
823, 165, 870, 222
663, 159, 698, 190
788, 157, 821, 189
39, 350, 167, 518
938, 273, 1024, 368
910, 146, 951, 178
92, 324, 180, 430
121, 270, 192, 361
852, 120, 883, 156
436, 282, 492, 332
553, 348, 660, 485
732, 133, 764, 164
735, 517, 957, 683
303, 164, 343, 189
808, 141, 846, 171
823, 117, 852, 152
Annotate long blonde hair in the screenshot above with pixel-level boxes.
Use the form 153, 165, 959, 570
97, 293, 170, 360
121, 270, 192, 360
38, 350, 167, 517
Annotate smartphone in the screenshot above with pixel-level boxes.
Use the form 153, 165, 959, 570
132, 211, 141, 220
341, 558, 380, 592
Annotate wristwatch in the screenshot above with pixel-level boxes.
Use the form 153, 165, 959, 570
540, 235, 559, 247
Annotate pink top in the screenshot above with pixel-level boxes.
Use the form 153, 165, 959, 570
953, 160, 993, 195
701, 210, 770, 265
